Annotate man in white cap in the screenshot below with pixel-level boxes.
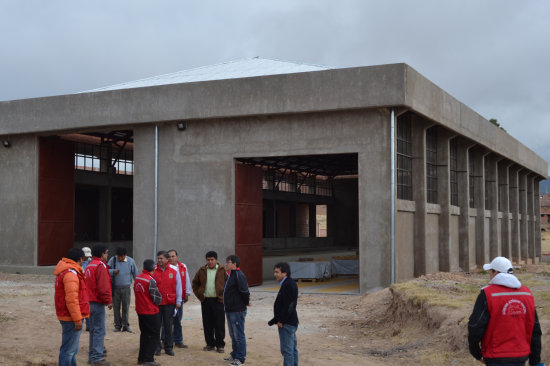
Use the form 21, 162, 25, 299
468, 256, 543, 365
82, 247, 92, 270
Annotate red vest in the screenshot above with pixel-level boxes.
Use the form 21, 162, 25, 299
177, 262, 187, 297
134, 271, 159, 315
482, 284, 535, 359
55, 268, 90, 319
84, 258, 112, 303
153, 265, 178, 305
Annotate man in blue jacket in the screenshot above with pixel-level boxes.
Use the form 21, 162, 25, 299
269, 262, 299, 366
223, 255, 250, 366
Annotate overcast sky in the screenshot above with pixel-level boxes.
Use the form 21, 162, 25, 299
1, 1, 549, 166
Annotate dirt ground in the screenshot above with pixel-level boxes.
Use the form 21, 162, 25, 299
1, 265, 549, 366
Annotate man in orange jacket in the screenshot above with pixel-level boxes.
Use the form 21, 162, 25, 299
54, 247, 90, 366
85, 245, 113, 366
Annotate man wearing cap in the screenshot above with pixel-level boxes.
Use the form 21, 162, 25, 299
468, 256, 542, 365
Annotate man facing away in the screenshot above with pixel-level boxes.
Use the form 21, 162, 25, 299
54, 247, 90, 366
107, 247, 137, 333
134, 259, 162, 366
269, 262, 299, 366
192, 250, 228, 353
84, 244, 113, 366
468, 256, 543, 366
223, 254, 250, 366
152, 250, 182, 356
167, 249, 192, 348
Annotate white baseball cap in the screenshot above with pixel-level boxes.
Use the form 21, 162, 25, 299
483, 256, 513, 274
82, 247, 92, 258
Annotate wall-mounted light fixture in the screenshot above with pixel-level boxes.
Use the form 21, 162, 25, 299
2, 139, 10, 148
176, 122, 187, 131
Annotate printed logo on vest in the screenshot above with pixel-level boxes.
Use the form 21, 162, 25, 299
502, 299, 527, 316
169, 273, 173, 279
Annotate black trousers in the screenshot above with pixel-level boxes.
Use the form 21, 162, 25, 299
158, 304, 175, 351
138, 312, 161, 363
201, 298, 225, 347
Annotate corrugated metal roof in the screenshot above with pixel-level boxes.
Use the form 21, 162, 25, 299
84, 57, 330, 93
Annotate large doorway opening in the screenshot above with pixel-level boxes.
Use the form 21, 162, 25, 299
37, 131, 134, 265
235, 153, 359, 285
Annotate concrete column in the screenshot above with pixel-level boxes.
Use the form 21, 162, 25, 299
289, 202, 297, 237
509, 167, 521, 262
456, 139, 475, 271
471, 147, 488, 266
527, 175, 535, 263
436, 129, 455, 272
485, 155, 500, 259
411, 116, 433, 276
498, 161, 513, 258
534, 178, 542, 262
308, 204, 316, 238
519, 172, 528, 262
98, 186, 112, 242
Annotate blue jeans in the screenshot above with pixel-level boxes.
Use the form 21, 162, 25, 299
59, 320, 82, 366
226, 311, 247, 362
278, 324, 298, 366
89, 302, 106, 363
173, 304, 184, 344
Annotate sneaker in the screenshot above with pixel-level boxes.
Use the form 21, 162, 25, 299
223, 355, 235, 361
175, 342, 188, 348
165, 349, 175, 356
216, 347, 225, 353
203, 345, 215, 351
91, 360, 111, 366
122, 327, 134, 333
113, 328, 121, 332
229, 360, 243, 366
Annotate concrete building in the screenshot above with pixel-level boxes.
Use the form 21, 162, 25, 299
0, 58, 547, 293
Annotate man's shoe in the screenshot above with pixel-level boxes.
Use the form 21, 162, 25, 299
122, 327, 133, 333
164, 349, 175, 356
203, 345, 215, 351
216, 347, 225, 353
229, 360, 243, 366
154, 348, 161, 356
91, 360, 111, 366
142, 362, 161, 366
175, 343, 188, 348
223, 355, 235, 361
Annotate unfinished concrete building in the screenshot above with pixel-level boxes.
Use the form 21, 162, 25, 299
0, 58, 547, 292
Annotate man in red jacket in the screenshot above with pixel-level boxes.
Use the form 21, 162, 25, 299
153, 250, 182, 356
54, 247, 90, 366
134, 259, 162, 366
468, 256, 542, 365
85, 245, 113, 366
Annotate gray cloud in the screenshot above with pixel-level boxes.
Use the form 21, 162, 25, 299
0, 0, 548, 168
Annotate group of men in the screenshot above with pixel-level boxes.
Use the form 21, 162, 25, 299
54, 246, 300, 366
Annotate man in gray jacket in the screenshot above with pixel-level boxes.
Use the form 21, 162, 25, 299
108, 247, 137, 333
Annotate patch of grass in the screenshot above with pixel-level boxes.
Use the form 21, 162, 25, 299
0, 312, 14, 322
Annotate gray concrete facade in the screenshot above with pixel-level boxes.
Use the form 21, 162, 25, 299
0, 62, 547, 292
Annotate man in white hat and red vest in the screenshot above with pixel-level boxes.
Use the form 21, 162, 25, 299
468, 256, 543, 365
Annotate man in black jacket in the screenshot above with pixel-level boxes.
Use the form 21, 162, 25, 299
223, 255, 250, 366
269, 262, 299, 366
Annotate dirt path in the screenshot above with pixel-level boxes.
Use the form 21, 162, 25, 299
0, 273, 384, 366
1, 267, 549, 366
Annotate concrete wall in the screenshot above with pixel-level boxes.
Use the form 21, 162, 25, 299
395, 202, 415, 282
426, 209, 440, 274
134, 109, 392, 291
0, 135, 38, 265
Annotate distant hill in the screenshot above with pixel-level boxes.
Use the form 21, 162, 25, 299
541, 178, 550, 194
